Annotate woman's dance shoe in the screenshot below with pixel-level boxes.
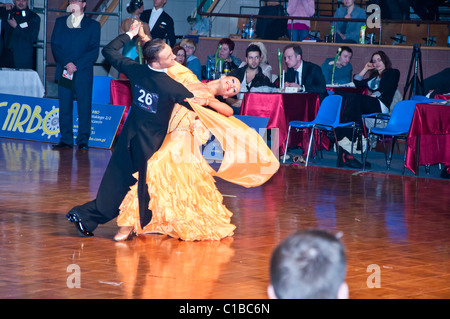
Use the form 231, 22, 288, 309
114, 226, 135, 241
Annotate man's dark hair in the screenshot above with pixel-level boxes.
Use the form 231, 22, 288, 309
283, 43, 302, 57
246, 44, 261, 58
270, 229, 347, 299
142, 38, 167, 65
339, 46, 353, 55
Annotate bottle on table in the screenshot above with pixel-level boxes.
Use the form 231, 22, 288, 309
330, 24, 335, 43
359, 25, 366, 44
223, 61, 230, 75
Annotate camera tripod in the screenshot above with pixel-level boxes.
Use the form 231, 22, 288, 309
403, 44, 425, 99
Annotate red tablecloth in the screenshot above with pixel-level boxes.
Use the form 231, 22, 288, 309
435, 94, 450, 101
240, 92, 324, 156
110, 79, 132, 135
405, 102, 450, 175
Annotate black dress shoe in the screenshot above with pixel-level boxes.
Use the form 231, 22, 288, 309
78, 143, 89, 150
52, 142, 73, 149
66, 209, 94, 237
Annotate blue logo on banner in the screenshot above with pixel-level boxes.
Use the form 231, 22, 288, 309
0, 94, 125, 149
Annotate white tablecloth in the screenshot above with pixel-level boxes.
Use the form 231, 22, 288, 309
0, 68, 45, 98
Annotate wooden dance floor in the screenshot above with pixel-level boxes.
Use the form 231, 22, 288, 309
1, 137, 449, 299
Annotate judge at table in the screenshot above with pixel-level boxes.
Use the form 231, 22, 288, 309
282, 44, 327, 100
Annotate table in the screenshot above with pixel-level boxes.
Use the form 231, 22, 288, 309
405, 102, 450, 175
0, 68, 45, 97
240, 92, 325, 156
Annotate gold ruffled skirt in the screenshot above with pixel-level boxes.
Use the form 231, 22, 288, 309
118, 109, 236, 241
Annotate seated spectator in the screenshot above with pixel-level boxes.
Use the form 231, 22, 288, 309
180, 38, 201, 80
172, 45, 186, 66
207, 38, 242, 73
335, 51, 400, 167
281, 44, 327, 99
239, 41, 272, 79
286, 0, 315, 42
333, 0, 366, 43
268, 229, 348, 299
226, 44, 273, 113
321, 46, 353, 85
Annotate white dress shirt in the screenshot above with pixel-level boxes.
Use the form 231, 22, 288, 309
149, 8, 163, 31
295, 61, 303, 86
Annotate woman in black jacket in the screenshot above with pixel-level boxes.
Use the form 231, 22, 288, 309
336, 51, 400, 167
352, 51, 400, 113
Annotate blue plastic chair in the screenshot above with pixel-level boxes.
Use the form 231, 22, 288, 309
92, 76, 113, 104
363, 100, 418, 173
282, 95, 356, 166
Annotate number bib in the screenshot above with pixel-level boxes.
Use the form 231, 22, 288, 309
134, 85, 159, 114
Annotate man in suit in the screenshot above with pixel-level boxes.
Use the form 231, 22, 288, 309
51, 0, 100, 150
66, 22, 194, 237
140, 0, 176, 47
283, 43, 327, 100
0, 0, 40, 69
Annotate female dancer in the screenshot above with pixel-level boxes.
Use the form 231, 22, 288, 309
115, 62, 279, 241
120, 0, 151, 62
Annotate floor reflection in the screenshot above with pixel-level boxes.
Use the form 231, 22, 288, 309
115, 235, 235, 299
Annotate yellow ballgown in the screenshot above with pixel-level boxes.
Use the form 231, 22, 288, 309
117, 62, 280, 241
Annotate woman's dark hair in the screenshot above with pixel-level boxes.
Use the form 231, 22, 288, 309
370, 50, 392, 77
126, 0, 143, 14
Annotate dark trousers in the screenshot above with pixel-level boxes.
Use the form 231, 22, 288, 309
72, 123, 159, 232
58, 72, 93, 146
336, 92, 382, 140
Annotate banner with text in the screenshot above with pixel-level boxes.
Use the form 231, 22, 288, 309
0, 94, 125, 149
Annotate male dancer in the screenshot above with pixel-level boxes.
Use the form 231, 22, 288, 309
66, 22, 193, 236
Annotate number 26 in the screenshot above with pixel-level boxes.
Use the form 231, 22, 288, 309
138, 89, 153, 106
